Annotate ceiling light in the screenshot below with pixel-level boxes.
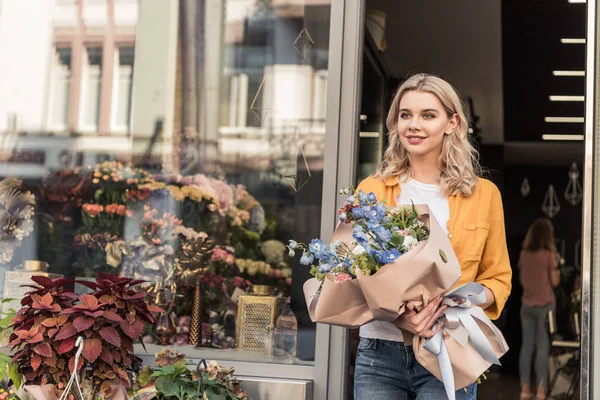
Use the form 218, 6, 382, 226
544, 117, 584, 123
553, 71, 585, 76
560, 38, 586, 44
549, 95, 585, 101
542, 134, 584, 141
568, 0, 586, 3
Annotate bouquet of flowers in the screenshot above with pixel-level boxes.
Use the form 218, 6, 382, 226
298, 187, 508, 400
296, 187, 461, 325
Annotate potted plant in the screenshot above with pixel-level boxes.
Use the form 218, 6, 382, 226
133, 349, 247, 400
9, 275, 161, 399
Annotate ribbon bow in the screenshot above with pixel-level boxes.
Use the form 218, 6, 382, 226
422, 282, 508, 400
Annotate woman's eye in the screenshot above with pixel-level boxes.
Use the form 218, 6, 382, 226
400, 113, 410, 119
423, 114, 435, 119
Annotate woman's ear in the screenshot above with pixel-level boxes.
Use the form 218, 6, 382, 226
445, 113, 459, 135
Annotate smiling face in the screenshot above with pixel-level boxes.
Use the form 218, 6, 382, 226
397, 90, 459, 162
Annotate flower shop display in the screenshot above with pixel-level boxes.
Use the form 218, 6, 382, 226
298, 187, 508, 400
15, 161, 293, 355
9, 275, 162, 399
133, 349, 247, 400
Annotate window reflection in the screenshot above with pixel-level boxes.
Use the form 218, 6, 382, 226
0, 0, 331, 365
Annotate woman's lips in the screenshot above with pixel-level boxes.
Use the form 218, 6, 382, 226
406, 136, 426, 145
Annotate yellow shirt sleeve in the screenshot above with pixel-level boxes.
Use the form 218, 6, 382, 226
474, 185, 513, 320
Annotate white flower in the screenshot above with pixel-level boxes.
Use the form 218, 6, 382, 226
352, 244, 366, 255
404, 236, 419, 250
287, 246, 295, 257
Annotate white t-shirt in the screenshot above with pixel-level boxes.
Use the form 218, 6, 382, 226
359, 178, 450, 342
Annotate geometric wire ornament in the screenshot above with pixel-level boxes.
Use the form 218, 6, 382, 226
564, 162, 583, 206
249, 76, 276, 124
521, 177, 531, 197
283, 143, 312, 192
293, 28, 315, 60
542, 184, 561, 218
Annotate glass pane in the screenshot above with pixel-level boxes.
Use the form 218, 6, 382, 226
82, 47, 102, 129
0, 0, 331, 370
115, 47, 134, 129
51, 48, 72, 129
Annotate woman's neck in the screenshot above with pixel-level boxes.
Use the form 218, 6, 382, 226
410, 159, 441, 185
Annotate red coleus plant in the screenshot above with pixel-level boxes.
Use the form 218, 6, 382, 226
9, 276, 81, 389
10, 274, 162, 398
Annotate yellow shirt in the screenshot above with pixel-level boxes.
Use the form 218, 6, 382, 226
356, 175, 512, 320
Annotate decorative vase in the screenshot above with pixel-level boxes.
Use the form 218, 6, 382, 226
154, 312, 177, 345
189, 283, 202, 345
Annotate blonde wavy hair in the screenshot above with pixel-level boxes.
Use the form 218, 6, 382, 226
375, 73, 481, 196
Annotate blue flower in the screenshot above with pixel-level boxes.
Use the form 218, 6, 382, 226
300, 252, 315, 265
288, 240, 298, 249
344, 257, 355, 268
347, 195, 355, 204
352, 207, 364, 218
375, 202, 387, 214
361, 243, 375, 256
357, 191, 369, 205
374, 250, 387, 264
353, 229, 369, 244
383, 249, 401, 263
374, 226, 392, 242
366, 192, 377, 203
309, 239, 325, 253
339, 212, 348, 222
319, 263, 331, 273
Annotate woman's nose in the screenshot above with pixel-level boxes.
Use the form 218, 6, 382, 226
409, 117, 420, 131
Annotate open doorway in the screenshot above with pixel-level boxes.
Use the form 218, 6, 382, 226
351, 1, 586, 398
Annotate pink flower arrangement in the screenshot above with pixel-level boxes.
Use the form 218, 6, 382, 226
212, 247, 235, 265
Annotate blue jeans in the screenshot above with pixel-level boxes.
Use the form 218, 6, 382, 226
519, 304, 553, 388
354, 338, 477, 399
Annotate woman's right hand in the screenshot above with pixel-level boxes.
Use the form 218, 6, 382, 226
396, 296, 447, 338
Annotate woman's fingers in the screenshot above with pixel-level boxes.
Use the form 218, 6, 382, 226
420, 320, 444, 338
415, 300, 447, 337
421, 304, 447, 333
412, 297, 443, 326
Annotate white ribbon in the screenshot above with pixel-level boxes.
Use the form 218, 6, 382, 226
422, 282, 508, 400
58, 336, 85, 400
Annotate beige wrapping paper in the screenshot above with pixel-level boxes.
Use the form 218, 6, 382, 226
406, 320, 509, 389
303, 273, 373, 328
303, 205, 461, 326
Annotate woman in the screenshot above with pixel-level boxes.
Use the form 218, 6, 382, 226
354, 73, 512, 399
518, 218, 560, 400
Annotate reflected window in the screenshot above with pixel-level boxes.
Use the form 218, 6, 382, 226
48, 47, 72, 132
113, 46, 134, 132
80, 47, 103, 132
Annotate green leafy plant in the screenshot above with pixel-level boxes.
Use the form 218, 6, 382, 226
134, 349, 247, 400
0, 299, 17, 343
